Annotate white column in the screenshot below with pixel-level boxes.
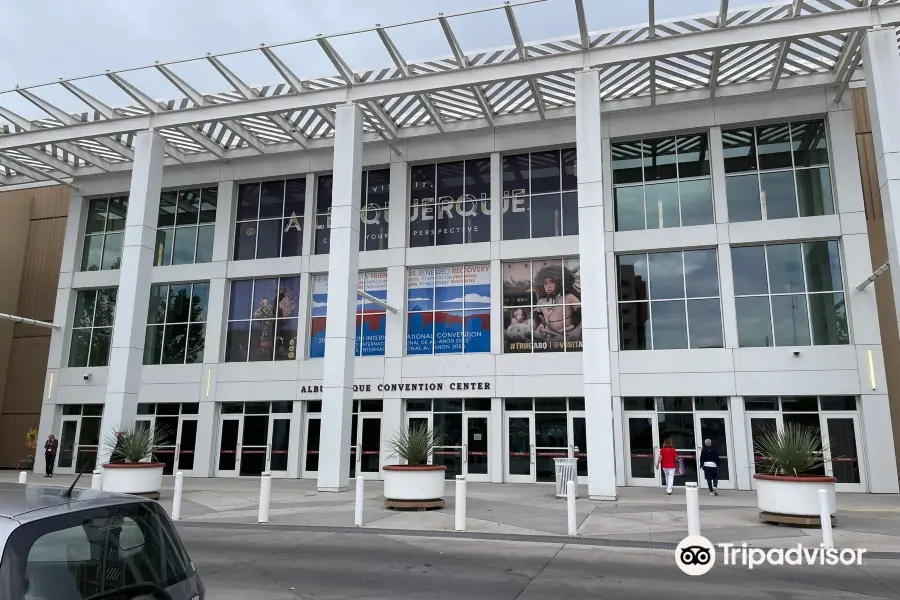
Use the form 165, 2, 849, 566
489, 152, 504, 355
860, 394, 900, 493
211, 179, 235, 263
575, 69, 617, 500
612, 396, 626, 485
863, 27, 900, 335
730, 396, 750, 490
490, 397, 503, 482
97, 130, 166, 466
192, 401, 217, 477
317, 103, 364, 492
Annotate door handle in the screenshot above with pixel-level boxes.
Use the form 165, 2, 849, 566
530, 445, 535, 465
463, 444, 468, 463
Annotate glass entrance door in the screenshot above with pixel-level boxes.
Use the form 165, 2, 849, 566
216, 416, 242, 477
746, 414, 779, 490
351, 415, 381, 480
569, 413, 588, 485
268, 416, 291, 477
625, 414, 658, 486
56, 418, 79, 474
75, 415, 101, 473
302, 415, 321, 477
153, 416, 179, 474
696, 414, 735, 490
136, 416, 198, 476
823, 415, 865, 492
465, 415, 490, 482
505, 414, 534, 483
239, 414, 269, 477
535, 411, 569, 483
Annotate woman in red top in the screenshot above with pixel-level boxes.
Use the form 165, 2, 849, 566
656, 439, 678, 495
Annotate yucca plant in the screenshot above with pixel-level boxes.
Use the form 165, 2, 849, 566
103, 422, 173, 463
386, 422, 447, 465
753, 422, 832, 476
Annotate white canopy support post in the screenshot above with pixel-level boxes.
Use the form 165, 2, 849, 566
357, 289, 397, 314
0, 313, 59, 329
857, 262, 890, 291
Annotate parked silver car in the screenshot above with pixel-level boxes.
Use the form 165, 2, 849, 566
0, 480, 203, 599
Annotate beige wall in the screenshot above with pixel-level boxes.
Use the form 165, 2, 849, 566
851, 88, 900, 482
0, 186, 67, 468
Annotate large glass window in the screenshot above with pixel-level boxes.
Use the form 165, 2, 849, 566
81, 196, 128, 271
616, 249, 723, 350
309, 271, 388, 358
68, 288, 118, 367
723, 120, 833, 222
732, 240, 848, 347
502, 148, 578, 239
407, 265, 491, 355
144, 282, 209, 365
409, 158, 491, 247
155, 187, 217, 266
314, 175, 332, 255
233, 178, 306, 260
612, 134, 713, 231
225, 276, 300, 362
360, 169, 390, 251
502, 258, 582, 353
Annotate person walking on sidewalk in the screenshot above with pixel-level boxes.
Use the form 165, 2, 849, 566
700, 438, 720, 496
43, 434, 58, 478
656, 438, 678, 495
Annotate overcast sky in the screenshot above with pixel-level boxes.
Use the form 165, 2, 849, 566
0, 0, 764, 119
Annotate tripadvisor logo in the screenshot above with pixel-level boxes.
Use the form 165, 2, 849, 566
675, 535, 867, 575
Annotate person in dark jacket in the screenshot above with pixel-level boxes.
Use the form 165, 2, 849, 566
44, 434, 58, 477
699, 438, 719, 496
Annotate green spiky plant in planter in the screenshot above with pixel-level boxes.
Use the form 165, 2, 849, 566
385, 422, 447, 466
752, 421, 839, 524
103, 422, 173, 463
382, 422, 449, 507
99, 422, 173, 499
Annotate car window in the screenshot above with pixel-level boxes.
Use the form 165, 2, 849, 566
1, 501, 194, 600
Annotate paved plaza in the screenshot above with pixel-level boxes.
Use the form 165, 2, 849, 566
6, 471, 899, 553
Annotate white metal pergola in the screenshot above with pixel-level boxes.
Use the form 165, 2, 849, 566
0, 0, 898, 190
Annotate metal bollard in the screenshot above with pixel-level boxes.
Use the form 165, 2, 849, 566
455, 475, 466, 531
566, 480, 577, 536
354, 476, 364, 527
685, 482, 701, 537
172, 472, 184, 521
258, 472, 272, 524
18, 471, 27, 484
819, 488, 834, 549
91, 470, 102, 490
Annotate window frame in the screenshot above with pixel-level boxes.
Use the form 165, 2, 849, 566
731, 240, 850, 348
722, 120, 835, 222
360, 168, 391, 251
224, 276, 301, 362
143, 282, 210, 365
408, 158, 492, 248
616, 249, 724, 351
501, 147, 578, 240
68, 287, 118, 368
406, 264, 492, 356
314, 174, 332, 255
81, 195, 129, 271
233, 178, 307, 261
611, 133, 714, 232
155, 186, 218, 266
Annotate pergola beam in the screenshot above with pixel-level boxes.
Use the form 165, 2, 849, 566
376, 26, 446, 133
155, 63, 267, 154
439, 14, 496, 127
206, 55, 309, 149
0, 105, 111, 171
1, 3, 899, 154
574, 0, 590, 49
0, 152, 75, 188
649, 0, 657, 105
316, 36, 402, 152
770, 0, 804, 90
708, 0, 729, 97
505, 3, 546, 119
259, 46, 335, 128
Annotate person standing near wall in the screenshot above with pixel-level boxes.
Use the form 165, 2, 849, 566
699, 438, 720, 496
43, 434, 58, 478
656, 438, 678, 495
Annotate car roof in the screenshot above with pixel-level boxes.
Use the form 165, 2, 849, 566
0, 482, 146, 521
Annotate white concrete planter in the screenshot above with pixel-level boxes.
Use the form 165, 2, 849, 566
382, 465, 446, 501
754, 474, 837, 517
101, 462, 165, 498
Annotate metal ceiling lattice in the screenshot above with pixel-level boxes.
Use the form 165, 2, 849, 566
0, 0, 898, 188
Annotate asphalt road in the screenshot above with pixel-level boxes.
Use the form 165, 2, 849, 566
177, 524, 900, 600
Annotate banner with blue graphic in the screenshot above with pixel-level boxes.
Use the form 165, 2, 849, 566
309, 271, 388, 358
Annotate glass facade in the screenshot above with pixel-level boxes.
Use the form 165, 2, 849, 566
612, 134, 713, 231
233, 179, 306, 260
309, 271, 388, 358
82, 196, 128, 271
409, 158, 491, 247
68, 288, 118, 367
723, 120, 833, 222
156, 187, 217, 266
360, 169, 390, 251
502, 149, 578, 239
225, 277, 300, 362
144, 282, 209, 365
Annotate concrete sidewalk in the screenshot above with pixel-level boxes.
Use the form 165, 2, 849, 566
5, 471, 899, 552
